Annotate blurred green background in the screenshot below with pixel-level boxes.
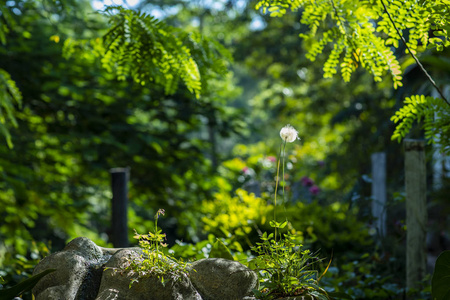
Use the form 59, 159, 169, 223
0, 0, 449, 299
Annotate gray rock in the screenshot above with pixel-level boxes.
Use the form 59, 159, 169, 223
32, 238, 257, 300
189, 258, 258, 300
64, 236, 104, 261
96, 249, 202, 300
32, 237, 103, 300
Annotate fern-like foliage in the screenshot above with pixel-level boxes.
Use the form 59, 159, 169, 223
63, 7, 231, 99
174, 30, 232, 98
256, 0, 450, 88
102, 6, 202, 97
0, 69, 22, 148
391, 95, 450, 154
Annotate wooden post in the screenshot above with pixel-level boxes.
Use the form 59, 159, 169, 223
371, 152, 387, 237
404, 139, 427, 290
110, 167, 129, 248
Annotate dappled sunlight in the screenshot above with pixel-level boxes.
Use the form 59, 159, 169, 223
0, 0, 449, 299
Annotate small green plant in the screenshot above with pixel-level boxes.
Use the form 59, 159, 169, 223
252, 228, 330, 300
251, 125, 334, 300
124, 209, 190, 287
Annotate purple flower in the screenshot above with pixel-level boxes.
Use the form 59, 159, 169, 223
242, 167, 249, 174
309, 185, 320, 195
301, 176, 314, 187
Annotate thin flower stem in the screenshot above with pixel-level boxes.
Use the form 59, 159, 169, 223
274, 143, 283, 242
281, 141, 286, 241
154, 217, 158, 253
282, 140, 286, 203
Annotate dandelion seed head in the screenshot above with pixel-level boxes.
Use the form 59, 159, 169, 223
280, 124, 299, 143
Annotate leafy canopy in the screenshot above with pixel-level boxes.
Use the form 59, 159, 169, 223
0, 3, 232, 147
256, 0, 450, 151
64, 6, 232, 99
0, 0, 240, 262
256, 0, 450, 86
102, 6, 201, 97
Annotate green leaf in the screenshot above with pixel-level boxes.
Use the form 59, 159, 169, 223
279, 220, 288, 229
287, 276, 299, 285
209, 239, 234, 261
0, 269, 56, 300
310, 290, 330, 300
318, 252, 333, 282
247, 258, 259, 270
270, 220, 286, 228
432, 250, 450, 300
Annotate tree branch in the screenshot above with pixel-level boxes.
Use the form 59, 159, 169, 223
380, 0, 450, 106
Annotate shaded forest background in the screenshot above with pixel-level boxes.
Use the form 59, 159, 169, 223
0, 0, 449, 298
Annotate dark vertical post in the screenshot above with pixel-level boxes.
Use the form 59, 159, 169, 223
404, 139, 427, 290
208, 111, 218, 171
371, 152, 387, 237
110, 167, 129, 248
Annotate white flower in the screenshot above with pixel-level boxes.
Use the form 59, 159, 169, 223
280, 124, 299, 143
